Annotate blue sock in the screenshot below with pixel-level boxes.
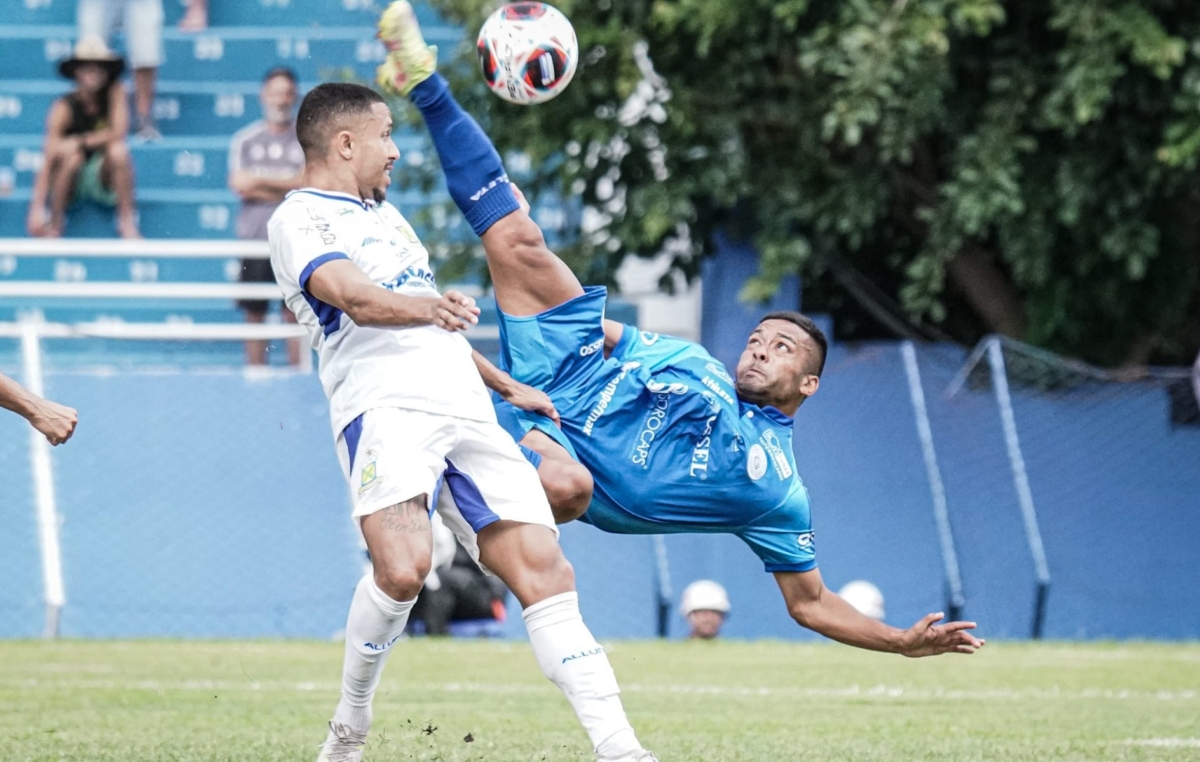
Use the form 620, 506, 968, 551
410, 73, 520, 236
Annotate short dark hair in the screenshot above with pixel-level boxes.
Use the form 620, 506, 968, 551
758, 311, 828, 376
296, 82, 385, 159
263, 66, 298, 85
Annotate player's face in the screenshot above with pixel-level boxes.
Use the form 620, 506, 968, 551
735, 319, 821, 412
260, 75, 297, 126
352, 102, 400, 204
688, 610, 725, 639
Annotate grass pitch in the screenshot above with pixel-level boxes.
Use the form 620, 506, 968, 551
1, 639, 1198, 761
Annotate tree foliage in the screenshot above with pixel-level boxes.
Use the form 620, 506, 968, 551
413, 0, 1200, 365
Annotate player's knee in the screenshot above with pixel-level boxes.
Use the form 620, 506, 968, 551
518, 545, 575, 602
540, 460, 593, 524
373, 560, 429, 602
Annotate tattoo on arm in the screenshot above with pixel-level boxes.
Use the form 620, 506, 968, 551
378, 496, 429, 534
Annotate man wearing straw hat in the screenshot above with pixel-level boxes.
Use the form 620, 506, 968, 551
26, 36, 140, 239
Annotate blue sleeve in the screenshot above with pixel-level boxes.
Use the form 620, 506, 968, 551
610, 325, 718, 373
736, 484, 818, 573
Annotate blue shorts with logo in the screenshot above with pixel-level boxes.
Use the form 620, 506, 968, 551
493, 286, 617, 460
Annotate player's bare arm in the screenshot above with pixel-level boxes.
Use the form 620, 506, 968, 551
471, 350, 560, 425
0, 371, 78, 446
775, 568, 985, 657
305, 258, 479, 331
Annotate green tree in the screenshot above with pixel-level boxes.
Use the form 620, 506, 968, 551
409, 0, 1200, 366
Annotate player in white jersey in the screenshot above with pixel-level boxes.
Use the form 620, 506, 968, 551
267, 83, 656, 762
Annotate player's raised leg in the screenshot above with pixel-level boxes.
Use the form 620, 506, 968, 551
376, 1, 582, 317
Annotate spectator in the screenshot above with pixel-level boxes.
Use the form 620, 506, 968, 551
228, 67, 305, 366
679, 580, 731, 640
178, 0, 207, 31
27, 36, 140, 239
409, 515, 509, 637
78, 0, 164, 141
0, 371, 78, 446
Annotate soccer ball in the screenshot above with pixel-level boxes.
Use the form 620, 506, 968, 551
477, 2, 578, 105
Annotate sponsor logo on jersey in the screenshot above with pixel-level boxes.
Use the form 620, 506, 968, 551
361, 237, 384, 247
701, 376, 736, 407
631, 393, 670, 468
759, 430, 794, 479
579, 337, 604, 357
705, 361, 734, 385
381, 266, 437, 294
797, 531, 815, 548
689, 412, 719, 479
747, 444, 768, 480
582, 362, 640, 436
645, 380, 688, 395
302, 207, 338, 245
639, 331, 660, 346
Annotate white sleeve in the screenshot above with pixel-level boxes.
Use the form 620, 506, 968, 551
268, 204, 351, 297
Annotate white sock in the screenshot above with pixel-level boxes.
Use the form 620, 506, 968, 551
332, 573, 416, 731
523, 592, 642, 759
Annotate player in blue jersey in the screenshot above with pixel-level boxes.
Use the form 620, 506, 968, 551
378, 1, 982, 658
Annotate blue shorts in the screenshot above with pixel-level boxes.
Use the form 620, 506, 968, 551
494, 286, 614, 459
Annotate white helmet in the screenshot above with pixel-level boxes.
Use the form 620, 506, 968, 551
838, 580, 885, 621
679, 580, 731, 617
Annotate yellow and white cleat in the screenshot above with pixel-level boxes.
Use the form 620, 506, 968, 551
375, 0, 437, 98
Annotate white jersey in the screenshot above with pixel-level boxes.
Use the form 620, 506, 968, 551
268, 188, 494, 438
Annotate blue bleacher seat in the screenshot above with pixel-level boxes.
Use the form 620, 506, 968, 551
0, 0, 593, 371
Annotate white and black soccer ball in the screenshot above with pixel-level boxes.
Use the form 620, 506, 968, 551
477, 2, 578, 105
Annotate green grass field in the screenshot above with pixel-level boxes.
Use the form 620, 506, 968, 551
1, 639, 1198, 761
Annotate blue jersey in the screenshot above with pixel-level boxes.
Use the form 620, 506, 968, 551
494, 288, 816, 573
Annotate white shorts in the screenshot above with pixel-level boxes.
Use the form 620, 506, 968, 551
335, 407, 556, 563
78, 0, 165, 69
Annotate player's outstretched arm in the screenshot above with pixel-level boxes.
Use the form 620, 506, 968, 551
774, 569, 985, 657
0, 371, 78, 445
471, 351, 560, 426
306, 258, 479, 331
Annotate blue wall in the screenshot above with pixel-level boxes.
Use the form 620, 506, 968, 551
3, 341, 1197, 641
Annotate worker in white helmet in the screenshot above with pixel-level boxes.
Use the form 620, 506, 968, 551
680, 580, 731, 640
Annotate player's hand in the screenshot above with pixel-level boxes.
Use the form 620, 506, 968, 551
502, 382, 561, 427
897, 613, 985, 657
28, 399, 78, 446
430, 291, 480, 332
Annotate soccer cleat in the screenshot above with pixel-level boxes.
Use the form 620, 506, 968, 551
597, 752, 659, 762
316, 721, 368, 762
375, 0, 437, 98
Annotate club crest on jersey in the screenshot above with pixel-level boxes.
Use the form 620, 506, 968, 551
394, 221, 419, 243
747, 444, 768, 480
360, 460, 381, 492
759, 430, 793, 479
